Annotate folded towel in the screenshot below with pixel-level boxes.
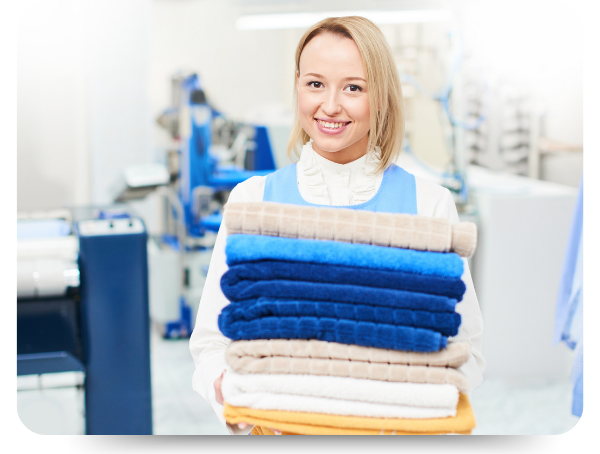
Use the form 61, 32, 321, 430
219, 298, 461, 336
226, 339, 471, 368
223, 393, 456, 419
226, 235, 464, 278
224, 392, 476, 435
221, 277, 458, 313
224, 201, 478, 258
222, 369, 459, 409
223, 260, 466, 300
227, 355, 470, 393
220, 316, 447, 352
249, 426, 303, 435
249, 425, 471, 436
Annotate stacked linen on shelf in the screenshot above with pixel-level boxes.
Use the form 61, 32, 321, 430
217, 202, 478, 435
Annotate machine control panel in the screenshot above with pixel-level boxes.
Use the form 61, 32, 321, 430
77, 218, 145, 237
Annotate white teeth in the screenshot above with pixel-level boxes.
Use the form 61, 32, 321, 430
318, 119, 346, 129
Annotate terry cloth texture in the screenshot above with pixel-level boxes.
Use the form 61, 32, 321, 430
226, 339, 471, 368
223, 260, 466, 300
226, 234, 464, 278
226, 355, 470, 393
219, 298, 461, 337
220, 278, 458, 313
223, 392, 456, 419
224, 392, 476, 435
221, 370, 459, 409
223, 201, 478, 258
219, 316, 447, 352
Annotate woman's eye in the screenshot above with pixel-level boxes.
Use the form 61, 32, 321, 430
346, 84, 363, 92
308, 81, 323, 89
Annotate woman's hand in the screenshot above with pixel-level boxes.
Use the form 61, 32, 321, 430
214, 371, 281, 434
214, 371, 225, 405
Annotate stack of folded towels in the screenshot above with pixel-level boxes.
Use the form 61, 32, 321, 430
217, 201, 478, 435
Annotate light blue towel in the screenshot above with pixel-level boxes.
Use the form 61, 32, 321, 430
226, 235, 464, 278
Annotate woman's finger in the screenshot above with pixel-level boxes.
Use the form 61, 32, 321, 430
214, 371, 225, 405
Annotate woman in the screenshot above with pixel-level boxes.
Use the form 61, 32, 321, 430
189, 16, 485, 435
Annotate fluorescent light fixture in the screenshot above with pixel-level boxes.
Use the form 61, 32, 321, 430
236, 9, 453, 30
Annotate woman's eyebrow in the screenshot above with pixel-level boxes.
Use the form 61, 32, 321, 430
302, 73, 366, 83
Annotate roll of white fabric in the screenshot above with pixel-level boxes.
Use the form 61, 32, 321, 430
222, 369, 459, 409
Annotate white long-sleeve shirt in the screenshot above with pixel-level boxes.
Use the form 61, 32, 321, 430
189, 143, 486, 435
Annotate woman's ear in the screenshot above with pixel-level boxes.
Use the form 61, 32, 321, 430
296, 70, 300, 90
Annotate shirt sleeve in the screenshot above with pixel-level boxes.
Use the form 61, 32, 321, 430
433, 188, 486, 395
188, 176, 266, 435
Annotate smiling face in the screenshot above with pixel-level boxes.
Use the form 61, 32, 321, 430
296, 32, 371, 164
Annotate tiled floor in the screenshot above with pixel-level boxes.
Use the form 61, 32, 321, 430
151, 327, 228, 435
151, 330, 580, 436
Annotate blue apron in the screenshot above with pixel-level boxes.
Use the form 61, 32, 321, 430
263, 162, 418, 214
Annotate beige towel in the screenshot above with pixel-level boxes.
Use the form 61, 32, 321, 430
226, 339, 471, 368
225, 340, 471, 393
223, 201, 477, 257
226, 354, 470, 393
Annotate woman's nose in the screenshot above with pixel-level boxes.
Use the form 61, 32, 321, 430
321, 90, 342, 116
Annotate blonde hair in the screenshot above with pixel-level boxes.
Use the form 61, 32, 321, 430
287, 16, 404, 173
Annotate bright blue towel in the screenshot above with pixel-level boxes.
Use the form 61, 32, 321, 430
218, 298, 461, 337
221, 274, 458, 313
226, 235, 464, 278
219, 316, 447, 352
222, 260, 466, 301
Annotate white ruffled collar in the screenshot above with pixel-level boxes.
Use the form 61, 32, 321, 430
297, 141, 383, 205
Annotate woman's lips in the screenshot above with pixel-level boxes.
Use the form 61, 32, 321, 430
314, 118, 351, 135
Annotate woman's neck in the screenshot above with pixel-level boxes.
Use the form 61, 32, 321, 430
311, 134, 369, 165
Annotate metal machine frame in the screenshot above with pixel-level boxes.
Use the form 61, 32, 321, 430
17, 209, 153, 435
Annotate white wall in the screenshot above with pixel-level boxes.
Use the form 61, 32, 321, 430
86, 0, 154, 205
18, 0, 154, 211
18, 0, 91, 211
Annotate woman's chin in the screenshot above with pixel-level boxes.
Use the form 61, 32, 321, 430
311, 137, 352, 154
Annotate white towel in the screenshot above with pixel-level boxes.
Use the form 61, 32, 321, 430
223, 392, 456, 419
222, 369, 459, 409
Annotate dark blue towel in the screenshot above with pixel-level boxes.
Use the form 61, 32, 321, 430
226, 234, 464, 278
221, 273, 458, 313
219, 316, 447, 352
223, 260, 466, 301
219, 298, 461, 337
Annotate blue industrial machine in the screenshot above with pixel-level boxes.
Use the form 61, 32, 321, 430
142, 72, 278, 338
168, 73, 276, 236
17, 208, 153, 434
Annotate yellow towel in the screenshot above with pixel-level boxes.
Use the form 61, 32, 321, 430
249, 426, 471, 436
226, 392, 475, 436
